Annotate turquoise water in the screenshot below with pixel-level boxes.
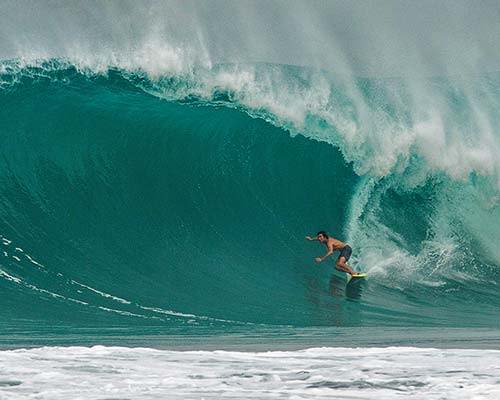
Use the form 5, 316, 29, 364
1, 65, 499, 339
2, 2, 500, 398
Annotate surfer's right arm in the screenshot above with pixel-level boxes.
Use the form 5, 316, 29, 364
305, 235, 317, 241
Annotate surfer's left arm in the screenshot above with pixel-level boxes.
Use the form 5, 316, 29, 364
315, 243, 334, 263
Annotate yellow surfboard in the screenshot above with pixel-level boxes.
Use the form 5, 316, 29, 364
347, 273, 367, 283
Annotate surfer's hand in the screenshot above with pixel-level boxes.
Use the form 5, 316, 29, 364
305, 236, 313, 241
315, 257, 322, 263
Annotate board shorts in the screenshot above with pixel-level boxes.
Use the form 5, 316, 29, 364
338, 245, 352, 262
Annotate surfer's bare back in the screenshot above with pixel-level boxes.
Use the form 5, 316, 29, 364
305, 231, 359, 276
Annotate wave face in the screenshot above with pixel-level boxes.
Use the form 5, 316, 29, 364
0, 63, 499, 331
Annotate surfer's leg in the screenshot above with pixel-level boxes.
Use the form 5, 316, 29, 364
337, 245, 358, 275
336, 256, 357, 276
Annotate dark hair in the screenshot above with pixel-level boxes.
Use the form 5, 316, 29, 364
317, 231, 328, 238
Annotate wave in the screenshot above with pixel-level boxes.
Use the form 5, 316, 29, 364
0, 59, 499, 328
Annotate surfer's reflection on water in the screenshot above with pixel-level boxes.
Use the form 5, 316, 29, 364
329, 274, 345, 298
329, 274, 364, 300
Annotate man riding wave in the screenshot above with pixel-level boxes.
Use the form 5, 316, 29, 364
305, 231, 360, 276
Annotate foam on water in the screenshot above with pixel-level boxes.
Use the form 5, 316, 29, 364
1, 346, 499, 399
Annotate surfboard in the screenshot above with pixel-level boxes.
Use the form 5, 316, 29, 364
347, 273, 367, 283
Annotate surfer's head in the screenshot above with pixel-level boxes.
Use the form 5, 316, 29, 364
317, 231, 329, 242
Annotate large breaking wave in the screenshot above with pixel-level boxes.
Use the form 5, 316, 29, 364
1, 1, 500, 329
0, 62, 499, 329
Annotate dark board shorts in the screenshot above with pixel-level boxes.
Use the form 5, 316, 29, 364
338, 245, 352, 262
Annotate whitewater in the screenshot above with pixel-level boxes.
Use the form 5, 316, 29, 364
1, 1, 500, 399
0, 346, 499, 399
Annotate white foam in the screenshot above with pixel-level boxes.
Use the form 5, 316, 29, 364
71, 280, 251, 325
71, 280, 132, 305
0, 346, 499, 399
344, 171, 500, 285
24, 254, 46, 269
0, 268, 21, 283
96, 306, 157, 320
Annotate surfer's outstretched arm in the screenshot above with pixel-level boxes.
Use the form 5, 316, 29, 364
315, 242, 334, 263
305, 236, 318, 241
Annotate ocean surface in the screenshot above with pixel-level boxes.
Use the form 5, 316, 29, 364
1, 1, 500, 399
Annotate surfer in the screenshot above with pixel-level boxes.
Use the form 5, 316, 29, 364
305, 231, 359, 276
